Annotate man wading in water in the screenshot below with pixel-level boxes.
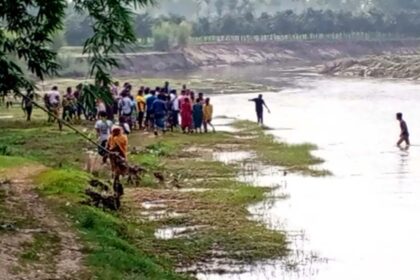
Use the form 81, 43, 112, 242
249, 94, 271, 125
396, 112, 410, 148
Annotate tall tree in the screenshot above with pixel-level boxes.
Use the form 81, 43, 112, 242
0, 0, 153, 111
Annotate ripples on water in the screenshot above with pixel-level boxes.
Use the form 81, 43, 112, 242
194, 65, 420, 280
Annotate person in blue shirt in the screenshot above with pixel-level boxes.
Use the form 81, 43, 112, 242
152, 94, 168, 136
145, 90, 157, 130
193, 98, 203, 133
249, 94, 271, 125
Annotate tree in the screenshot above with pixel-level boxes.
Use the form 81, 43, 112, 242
177, 21, 193, 47
0, 0, 66, 95
64, 12, 94, 46
215, 0, 225, 17
0, 0, 153, 112
152, 22, 175, 51
50, 31, 67, 52
135, 13, 154, 43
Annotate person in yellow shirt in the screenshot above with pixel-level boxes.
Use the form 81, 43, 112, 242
203, 97, 215, 133
136, 88, 146, 130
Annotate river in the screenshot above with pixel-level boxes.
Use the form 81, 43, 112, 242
189, 65, 420, 280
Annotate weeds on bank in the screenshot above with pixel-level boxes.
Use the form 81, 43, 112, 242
0, 126, 90, 168
36, 169, 190, 280
0, 116, 327, 278
233, 120, 331, 176
0, 155, 34, 170
125, 132, 289, 266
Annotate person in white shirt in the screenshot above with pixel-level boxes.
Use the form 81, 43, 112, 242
169, 89, 180, 131
48, 86, 60, 107
47, 86, 61, 122
95, 111, 113, 162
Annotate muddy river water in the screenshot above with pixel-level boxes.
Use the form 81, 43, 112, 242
186, 66, 420, 280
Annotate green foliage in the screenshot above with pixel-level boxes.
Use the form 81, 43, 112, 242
152, 21, 192, 51
135, 13, 154, 41
191, 9, 420, 37
71, 206, 185, 280
233, 120, 329, 176
64, 8, 93, 46
35, 168, 187, 280
0, 0, 66, 94
0, 155, 33, 169
0, 0, 155, 113
152, 22, 176, 51
145, 142, 173, 156
0, 127, 89, 168
36, 169, 89, 200
177, 21, 193, 47
0, 146, 11, 156
50, 31, 67, 52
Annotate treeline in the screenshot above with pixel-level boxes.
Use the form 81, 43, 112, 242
63, 9, 420, 49
193, 9, 420, 37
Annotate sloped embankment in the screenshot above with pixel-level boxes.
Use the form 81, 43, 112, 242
321, 54, 420, 79
117, 39, 420, 73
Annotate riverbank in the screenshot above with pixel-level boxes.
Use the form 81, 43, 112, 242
61, 39, 420, 76
0, 110, 325, 278
320, 54, 420, 80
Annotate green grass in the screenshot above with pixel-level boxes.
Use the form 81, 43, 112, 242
233, 120, 330, 176
36, 169, 90, 201
0, 126, 91, 168
36, 169, 189, 280
124, 131, 289, 264
0, 155, 34, 169
0, 111, 327, 278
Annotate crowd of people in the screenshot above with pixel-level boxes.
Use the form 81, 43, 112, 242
113, 81, 216, 136
40, 81, 216, 136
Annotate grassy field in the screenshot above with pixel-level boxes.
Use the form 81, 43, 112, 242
0, 104, 326, 278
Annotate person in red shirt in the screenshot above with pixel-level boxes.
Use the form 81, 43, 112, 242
180, 98, 193, 133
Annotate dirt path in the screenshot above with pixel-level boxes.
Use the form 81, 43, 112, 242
0, 165, 87, 280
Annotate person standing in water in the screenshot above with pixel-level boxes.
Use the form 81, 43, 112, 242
396, 112, 410, 147
249, 94, 271, 125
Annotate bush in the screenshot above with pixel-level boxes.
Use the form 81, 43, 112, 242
50, 31, 67, 52
152, 21, 192, 51
177, 21, 192, 48
152, 22, 175, 51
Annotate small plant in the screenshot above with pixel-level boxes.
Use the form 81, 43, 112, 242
0, 146, 11, 156
145, 142, 172, 156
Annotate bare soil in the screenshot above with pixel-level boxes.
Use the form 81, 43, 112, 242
0, 165, 88, 280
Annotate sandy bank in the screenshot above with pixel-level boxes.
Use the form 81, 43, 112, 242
116, 39, 420, 73
320, 54, 420, 80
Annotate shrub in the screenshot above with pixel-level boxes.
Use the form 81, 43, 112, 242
152, 22, 175, 51
152, 21, 192, 51
177, 21, 192, 48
